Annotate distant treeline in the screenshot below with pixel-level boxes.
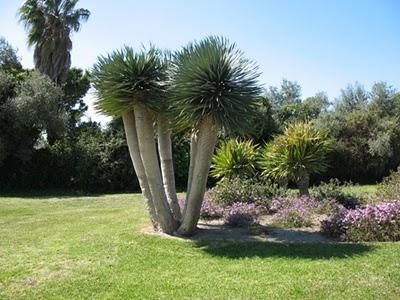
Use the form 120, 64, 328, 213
1, 38, 399, 192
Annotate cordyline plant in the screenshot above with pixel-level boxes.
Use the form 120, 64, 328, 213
260, 121, 333, 196
210, 138, 258, 180
92, 36, 261, 236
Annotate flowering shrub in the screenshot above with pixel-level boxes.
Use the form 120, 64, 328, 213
270, 196, 339, 228
223, 202, 260, 227
178, 194, 224, 220
199, 197, 224, 220
321, 200, 400, 242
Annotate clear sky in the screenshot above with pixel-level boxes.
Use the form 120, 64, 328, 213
1, 0, 399, 123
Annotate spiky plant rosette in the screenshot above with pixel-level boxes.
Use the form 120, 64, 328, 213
169, 36, 261, 133
210, 138, 258, 179
260, 121, 333, 181
91, 46, 168, 116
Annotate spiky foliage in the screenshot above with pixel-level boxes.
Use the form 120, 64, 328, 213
210, 139, 258, 180
260, 121, 332, 182
19, 0, 90, 83
169, 36, 261, 133
91, 46, 168, 116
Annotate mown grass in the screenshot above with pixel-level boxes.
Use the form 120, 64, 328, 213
341, 184, 379, 198
1, 192, 399, 299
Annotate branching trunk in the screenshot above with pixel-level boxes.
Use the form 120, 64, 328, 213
157, 114, 181, 221
134, 103, 177, 234
297, 171, 310, 196
122, 111, 159, 229
177, 117, 218, 236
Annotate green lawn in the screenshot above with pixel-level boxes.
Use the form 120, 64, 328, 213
341, 184, 379, 198
1, 193, 399, 299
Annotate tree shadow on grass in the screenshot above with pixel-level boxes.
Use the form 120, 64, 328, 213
189, 223, 374, 260
195, 240, 373, 260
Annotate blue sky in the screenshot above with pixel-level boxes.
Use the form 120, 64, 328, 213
1, 0, 399, 123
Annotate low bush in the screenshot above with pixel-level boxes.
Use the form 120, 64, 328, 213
377, 167, 400, 201
178, 194, 224, 221
270, 196, 339, 228
311, 179, 361, 209
321, 200, 400, 242
209, 177, 286, 207
223, 202, 260, 227
199, 196, 224, 220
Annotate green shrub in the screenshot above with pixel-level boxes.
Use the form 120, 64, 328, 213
311, 179, 361, 208
210, 138, 258, 180
209, 177, 286, 208
377, 167, 400, 200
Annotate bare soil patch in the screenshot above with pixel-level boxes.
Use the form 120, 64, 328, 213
143, 217, 336, 244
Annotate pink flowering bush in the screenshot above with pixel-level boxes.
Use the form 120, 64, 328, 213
321, 200, 400, 242
223, 202, 260, 227
179, 194, 224, 220
200, 197, 224, 220
270, 196, 340, 228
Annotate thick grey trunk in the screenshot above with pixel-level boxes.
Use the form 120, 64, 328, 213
134, 103, 177, 234
177, 117, 218, 236
157, 114, 182, 221
184, 132, 198, 216
297, 171, 310, 196
122, 111, 158, 229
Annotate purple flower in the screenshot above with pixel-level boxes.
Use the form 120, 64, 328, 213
223, 202, 260, 227
179, 194, 224, 220
322, 200, 400, 242
269, 196, 339, 228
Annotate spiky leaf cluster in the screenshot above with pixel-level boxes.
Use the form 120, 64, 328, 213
260, 121, 333, 181
210, 138, 258, 180
92, 46, 168, 116
169, 36, 261, 133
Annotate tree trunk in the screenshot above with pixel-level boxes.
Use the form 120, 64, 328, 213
177, 117, 218, 236
122, 111, 158, 229
157, 114, 182, 221
184, 132, 198, 216
133, 103, 177, 234
297, 171, 310, 196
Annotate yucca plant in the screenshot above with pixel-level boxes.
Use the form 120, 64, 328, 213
260, 121, 332, 196
92, 46, 179, 233
210, 139, 258, 180
170, 36, 261, 235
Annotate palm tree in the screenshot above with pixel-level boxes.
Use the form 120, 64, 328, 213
170, 36, 261, 235
260, 121, 332, 196
19, 0, 90, 83
92, 46, 177, 233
